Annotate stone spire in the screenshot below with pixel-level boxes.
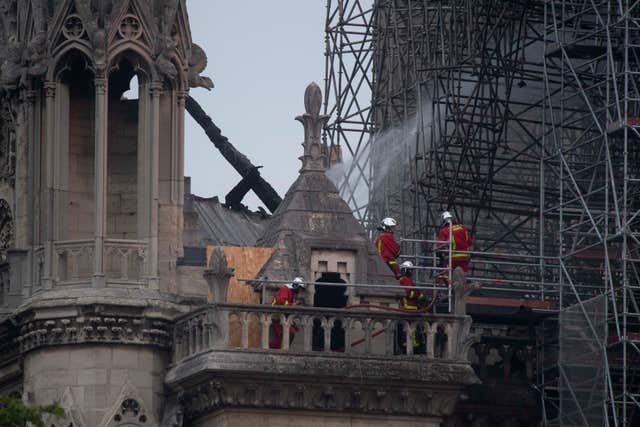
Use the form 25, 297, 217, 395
295, 82, 330, 172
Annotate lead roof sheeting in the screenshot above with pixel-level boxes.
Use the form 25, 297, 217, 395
186, 197, 268, 247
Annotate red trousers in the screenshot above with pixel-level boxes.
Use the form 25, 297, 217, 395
386, 260, 400, 278
450, 259, 470, 273
269, 320, 297, 349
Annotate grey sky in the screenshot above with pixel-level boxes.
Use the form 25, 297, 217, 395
184, 1, 326, 210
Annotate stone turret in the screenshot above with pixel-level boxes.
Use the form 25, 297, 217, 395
254, 83, 393, 306
0, 1, 211, 425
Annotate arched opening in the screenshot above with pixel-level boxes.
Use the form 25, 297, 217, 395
313, 272, 347, 351
122, 75, 139, 100
107, 58, 143, 239
59, 52, 95, 240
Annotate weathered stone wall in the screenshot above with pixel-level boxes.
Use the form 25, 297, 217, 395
193, 409, 441, 427
107, 98, 139, 240
67, 84, 95, 240
23, 344, 167, 426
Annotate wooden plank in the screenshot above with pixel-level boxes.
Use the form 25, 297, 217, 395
207, 246, 276, 348
206, 245, 275, 304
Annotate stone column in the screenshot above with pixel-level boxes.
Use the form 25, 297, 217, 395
42, 82, 56, 290
176, 90, 187, 256
147, 82, 162, 289
92, 77, 108, 288
7, 249, 27, 308
14, 91, 28, 249
22, 89, 40, 297
24, 89, 37, 297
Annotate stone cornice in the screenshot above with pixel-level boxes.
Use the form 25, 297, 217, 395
17, 310, 172, 353
168, 349, 478, 420
181, 375, 463, 421
17, 287, 204, 316
0, 289, 205, 364
5, 295, 197, 357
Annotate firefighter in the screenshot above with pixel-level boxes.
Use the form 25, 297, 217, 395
397, 261, 426, 354
376, 217, 401, 278
269, 277, 305, 349
399, 261, 427, 310
436, 211, 472, 273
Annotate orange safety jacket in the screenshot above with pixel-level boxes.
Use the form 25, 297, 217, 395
437, 223, 472, 260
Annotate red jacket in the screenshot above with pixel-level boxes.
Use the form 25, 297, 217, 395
272, 287, 295, 306
375, 231, 400, 263
437, 223, 472, 260
399, 275, 424, 309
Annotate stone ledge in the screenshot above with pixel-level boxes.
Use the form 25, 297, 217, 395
167, 348, 478, 386
19, 287, 204, 316
13, 302, 177, 356
166, 349, 479, 420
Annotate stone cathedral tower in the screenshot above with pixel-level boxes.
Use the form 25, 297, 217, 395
0, 1, 211, 425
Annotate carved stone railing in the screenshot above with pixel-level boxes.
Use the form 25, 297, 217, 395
173, 303, 476, 364
54, 239, 94, 285
52, 239, 147, 286
104, 239, 147, 285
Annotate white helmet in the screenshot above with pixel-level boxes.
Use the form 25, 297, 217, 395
380, 217, 397, 231
400, 260, 414, 275
441, 211, 453, 224
287, 277, 306, 290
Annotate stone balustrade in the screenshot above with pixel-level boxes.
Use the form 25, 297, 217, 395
52, 239, 147, 286
104, 239, 147, 285
54, 239, 94, 285
173, 303, 476, 364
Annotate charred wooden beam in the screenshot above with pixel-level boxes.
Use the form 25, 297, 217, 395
185, 96, 282, 213
225, 166, 262, 208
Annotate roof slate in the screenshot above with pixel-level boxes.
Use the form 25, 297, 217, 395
183, 194, 268, 248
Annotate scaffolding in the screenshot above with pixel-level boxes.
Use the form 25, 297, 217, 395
543, 1, 640, 425
324, 0, 640, 425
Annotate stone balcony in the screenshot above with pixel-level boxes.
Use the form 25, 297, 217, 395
166, 303, 480, 425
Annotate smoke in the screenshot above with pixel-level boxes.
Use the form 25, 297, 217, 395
326, 98, 435, 219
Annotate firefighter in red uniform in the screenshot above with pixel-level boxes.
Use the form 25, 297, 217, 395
269, 277, 305, 349
436, 211, 472, 273
399, 261, 427, 310
397, 261, 427, 354
375, 217, 401, 278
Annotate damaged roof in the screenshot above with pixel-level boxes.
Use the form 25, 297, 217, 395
183, 194, 269, 248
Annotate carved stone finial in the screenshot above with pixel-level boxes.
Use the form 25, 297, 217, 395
188, 43, 214, 90
295, 82, 330, 172
205, 247, 234, 303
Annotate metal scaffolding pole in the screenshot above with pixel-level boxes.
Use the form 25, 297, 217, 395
324, 0, 375, 229
542, 0, 640, 425
324, 0, 640, 424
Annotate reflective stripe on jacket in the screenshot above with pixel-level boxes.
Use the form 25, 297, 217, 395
437, 223, 472, 260
399, 275, 425, 310
375, 231, 400, 263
